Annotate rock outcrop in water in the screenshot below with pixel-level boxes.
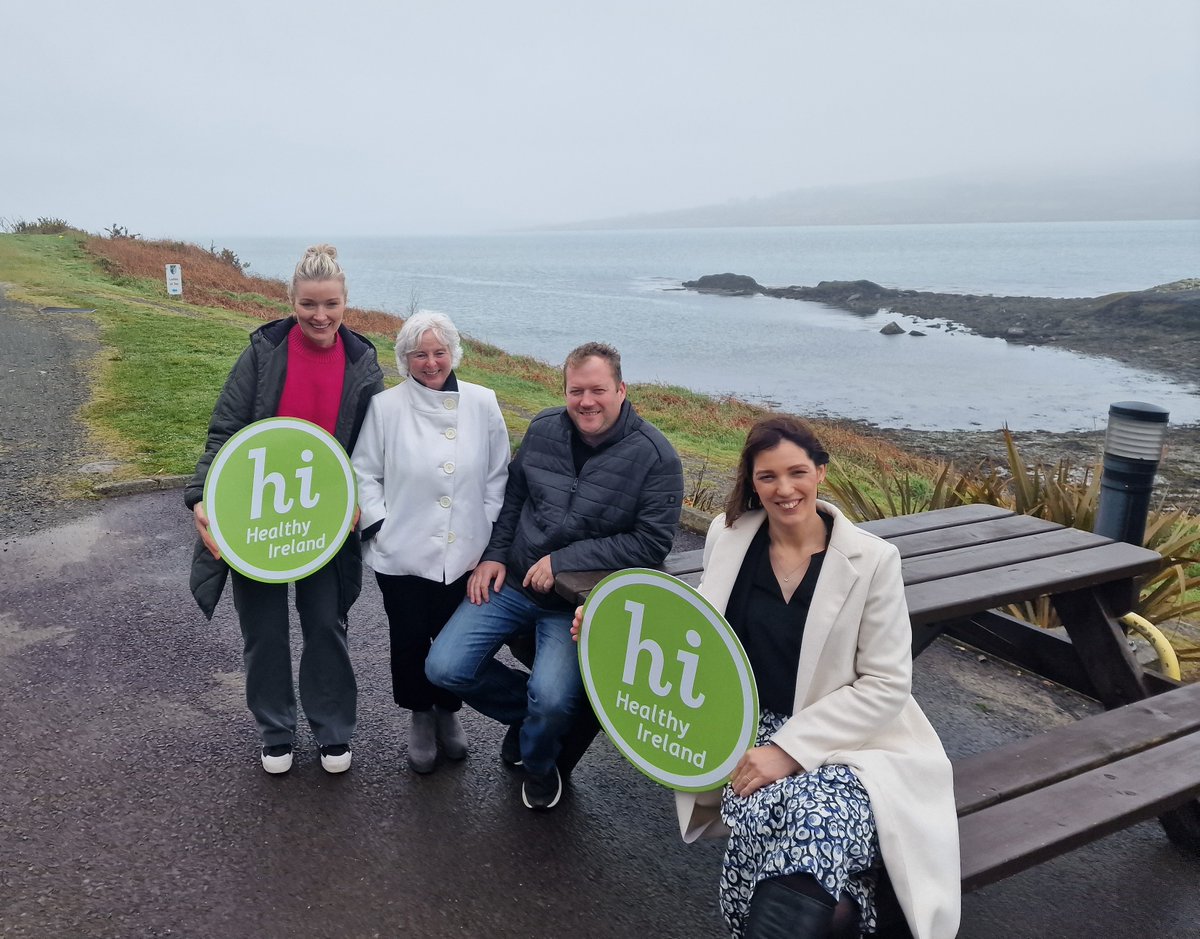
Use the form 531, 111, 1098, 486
681, 274, 1200, 385
681, 273, 764, 295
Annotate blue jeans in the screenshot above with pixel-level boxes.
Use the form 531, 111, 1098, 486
425, 585, 583, 776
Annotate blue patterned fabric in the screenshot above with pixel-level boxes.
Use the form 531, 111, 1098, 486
719, 710, 880, 937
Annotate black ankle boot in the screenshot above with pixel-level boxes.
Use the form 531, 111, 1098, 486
745, 878, 836, 939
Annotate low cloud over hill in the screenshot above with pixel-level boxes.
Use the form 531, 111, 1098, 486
546, 162, 1200, 230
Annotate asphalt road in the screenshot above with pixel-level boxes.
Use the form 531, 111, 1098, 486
3, 490, 1199, 939
5, 255, 1200, 938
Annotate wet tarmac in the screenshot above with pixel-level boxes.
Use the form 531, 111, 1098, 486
2, 490, 1198, 938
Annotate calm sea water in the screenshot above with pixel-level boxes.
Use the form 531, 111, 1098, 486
220, 221, 1200, 432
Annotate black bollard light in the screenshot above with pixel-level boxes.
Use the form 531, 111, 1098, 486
1094, 401, 1169, 547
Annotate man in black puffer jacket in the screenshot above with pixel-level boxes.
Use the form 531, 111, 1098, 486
427, 342, 683, 810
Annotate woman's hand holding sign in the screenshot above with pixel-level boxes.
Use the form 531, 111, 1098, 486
193, 502, 221, 560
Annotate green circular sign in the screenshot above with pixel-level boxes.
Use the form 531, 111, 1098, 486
202, 418, 356, 584
579, 569, 758, 792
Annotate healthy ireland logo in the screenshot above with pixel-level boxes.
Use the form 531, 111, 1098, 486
202, 418, 356, 583
578, 569, 758, 792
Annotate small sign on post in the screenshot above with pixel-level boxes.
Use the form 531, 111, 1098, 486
165, 263, 183, 296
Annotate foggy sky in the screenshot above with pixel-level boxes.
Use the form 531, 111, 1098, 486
3, 0, 1197, 239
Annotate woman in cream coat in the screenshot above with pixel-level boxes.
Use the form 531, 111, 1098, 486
675, 416, 959, 939
352, 311, 509, 773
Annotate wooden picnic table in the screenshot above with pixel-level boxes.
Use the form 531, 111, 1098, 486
554, 502, 1200, 911
557, 503, 1166, 710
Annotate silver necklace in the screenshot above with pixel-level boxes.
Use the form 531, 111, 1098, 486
771, 547, 810, 582
779, 561, 808, 583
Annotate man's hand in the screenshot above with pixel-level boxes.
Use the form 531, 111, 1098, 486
193, 502, 221, 560
570, 605, 584, 642
730, 744, 803, 798
522, 555, 556, 594
467, 561, 507, 604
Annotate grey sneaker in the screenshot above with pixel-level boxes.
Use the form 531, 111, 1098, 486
434, 706, 468, 761
409, 709, 437, 774
261, 743, 293, 774
521, 765, 562, 810
500, 722, 523, 767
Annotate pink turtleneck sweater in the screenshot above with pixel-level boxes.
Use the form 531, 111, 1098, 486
275, 324, 346, 435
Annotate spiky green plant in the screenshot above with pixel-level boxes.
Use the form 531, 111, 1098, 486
826, 459, 982, 520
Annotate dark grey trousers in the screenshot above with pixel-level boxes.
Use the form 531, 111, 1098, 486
230, 566, 357, 748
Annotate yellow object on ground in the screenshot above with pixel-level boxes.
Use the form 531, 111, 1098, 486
1121, 612, 1182, 680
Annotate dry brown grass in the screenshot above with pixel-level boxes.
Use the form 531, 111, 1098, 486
87, 237, 284, 310
464, 338, 563, 393
819, 420, 933, 473
84, 236, 406, 336
632, 382, 934, 476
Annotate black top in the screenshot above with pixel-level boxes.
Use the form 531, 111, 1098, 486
725, 514, 832, 714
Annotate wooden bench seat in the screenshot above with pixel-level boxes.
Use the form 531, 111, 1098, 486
872, 682, 1200, 937
953, 680, 1200, 891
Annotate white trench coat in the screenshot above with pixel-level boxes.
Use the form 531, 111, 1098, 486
675, 501, 961, 939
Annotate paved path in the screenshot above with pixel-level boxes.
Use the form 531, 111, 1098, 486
0, 290, 99, 540
5, 257, 1199, 937
3, 490, 1199, 938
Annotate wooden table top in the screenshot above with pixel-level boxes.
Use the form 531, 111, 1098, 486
556, 504, 1164, 625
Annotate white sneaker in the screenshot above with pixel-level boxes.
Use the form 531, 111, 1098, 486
320, 743, 352, 773
261, 744, 293, 774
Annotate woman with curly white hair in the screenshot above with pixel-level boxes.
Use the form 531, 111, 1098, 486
352, 311, 510, 773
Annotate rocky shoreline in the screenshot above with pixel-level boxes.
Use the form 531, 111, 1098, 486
684, 273, 1200, 506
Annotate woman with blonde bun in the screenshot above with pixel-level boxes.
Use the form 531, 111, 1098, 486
186, 244, 384, 776
352, 311, 509, 773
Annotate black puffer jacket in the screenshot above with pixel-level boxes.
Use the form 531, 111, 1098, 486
483, 401, 683, 603
185, 317, 384, 619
